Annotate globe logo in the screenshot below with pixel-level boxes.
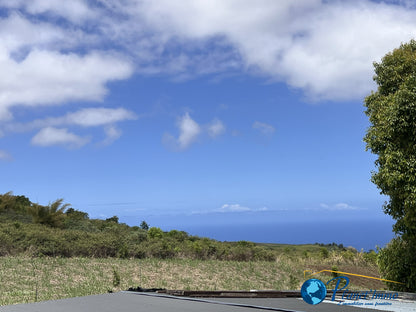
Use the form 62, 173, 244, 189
301, 278, 327, 305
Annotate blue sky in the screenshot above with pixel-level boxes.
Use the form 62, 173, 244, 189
1, 0, 415, 248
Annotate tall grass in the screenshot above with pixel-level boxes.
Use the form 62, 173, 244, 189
0, 251, 380, 306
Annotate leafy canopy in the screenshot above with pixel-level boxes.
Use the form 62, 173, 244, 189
364, 39, 416, 239
364, 39, 416, 291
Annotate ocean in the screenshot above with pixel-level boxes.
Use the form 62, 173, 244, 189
178, 221, 394, 251
164, 218, 395, 251
126, 210, 396, 251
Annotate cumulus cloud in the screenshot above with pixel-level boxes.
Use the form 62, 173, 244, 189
2, 107, 136, 147
31, 127, 89, 148
218, 204, 268, 213
192, 204, 268, 214
38, 107, 137, 128
0, 0, 415, 151
1, 0, 415, 104
164, 113, 226, 150
177, 113, 201, 149
127, 0, 416, 101
319, 202, 358, 210
3, 1, 416, 103
0, 6, 132, 123
219, 204, 251, 212
253, 121, 275, 135
0, 50, 133, 121
101, 125, 123, 146
207, 118, 226, 138
15, 0, 96, 24
163, 113, 201, 150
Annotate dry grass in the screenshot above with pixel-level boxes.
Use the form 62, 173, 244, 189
0, 252, 380, 306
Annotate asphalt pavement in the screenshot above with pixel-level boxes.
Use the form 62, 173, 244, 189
0, 291, 401, 312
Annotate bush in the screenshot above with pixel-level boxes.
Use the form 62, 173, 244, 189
148, 227, 164, 239
320, 247, 329, 259
377, 237, 416, 291
363, 250, 378, 265
341, 250, 356, 263
0, 192, 285, 262
331, 265, 339, 277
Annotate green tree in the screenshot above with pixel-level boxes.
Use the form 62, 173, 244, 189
377, 237, 416, 291
139, 220, 149, 231
65, 208, 89, 220
148, 227, 164, 239
364, 39, 416, 291
0, 191, 16, 212
106, 216, 119, 223
0, 191, 31, 213
27, 198, 70, 228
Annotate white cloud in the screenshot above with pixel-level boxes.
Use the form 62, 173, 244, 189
20, 0, 95, 24
31, 127, 89, 148
207, 118, 226, 138
334, 203, 357, 210
0, 50, 133, 121
218, 204, 268, 213
219, 204, 251, 212
101, 125, 122, 146
192, 204, 268, 214
320, 202, 358, 210
253, 121, 275, 135
10, 107, 137, 130
128, 0, 416, 101
0, 0, 415, 140
51, 107, 137, 128
164, 114, 227, 150
0, 13, 68, 54
178, 112, 201, 149
319, 203, 330, 209
164, 113, 201, 150
3, 107, 136, 146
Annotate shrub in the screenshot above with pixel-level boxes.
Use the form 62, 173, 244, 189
341, 250, 356, 263
363, 250, 377, 265
331, 265, 339, 277
320, 247, 329, 259
148, 227, 164, 239
377, 237, 416, 291
112, 268, 121, 287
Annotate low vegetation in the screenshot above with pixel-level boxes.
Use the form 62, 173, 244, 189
0, 192, 384, 305
0, 192, 281, 261
0, 252, 381, 306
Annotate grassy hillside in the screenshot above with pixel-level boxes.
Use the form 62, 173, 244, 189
0, 192, 384, 305
0, 192, 353, 261
0, 254, 381, 306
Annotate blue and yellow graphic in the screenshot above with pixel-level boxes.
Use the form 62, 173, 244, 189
301, 269, 404, 305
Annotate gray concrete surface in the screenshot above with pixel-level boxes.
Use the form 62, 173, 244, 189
205, 297, 381, 312
324, 298, 416, 312
1, 291, 404, 312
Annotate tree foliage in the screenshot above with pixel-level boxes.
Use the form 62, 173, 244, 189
377, 237, 416, 291
27, 198, 70, 228
364, 40, 416, 291
0, 192, 279, 261
139, 220, 149, 231
0, 192, 31, 214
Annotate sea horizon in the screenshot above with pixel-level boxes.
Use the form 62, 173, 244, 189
119, 211, 395, 252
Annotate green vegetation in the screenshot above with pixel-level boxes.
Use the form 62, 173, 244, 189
0, 192, 287, 260
0, 191, 384, 305
0, 252, 380, 306
364, 39, 416, 291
